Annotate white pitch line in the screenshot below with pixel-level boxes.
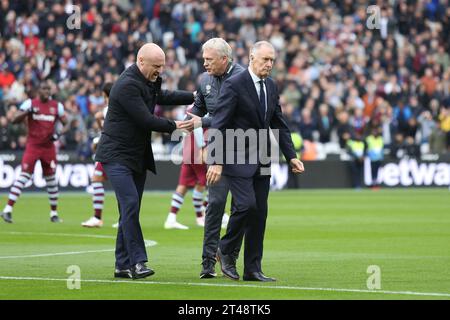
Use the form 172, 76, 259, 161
0, 276, 449, 298
0, 249, 116, 259
2, 231, 117, 240
0, 231, 157, 259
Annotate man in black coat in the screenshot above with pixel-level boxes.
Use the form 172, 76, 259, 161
95, 43, 194, 279
207, 41, 305, 282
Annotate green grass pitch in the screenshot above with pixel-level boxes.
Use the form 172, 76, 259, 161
0, 189, 449, 300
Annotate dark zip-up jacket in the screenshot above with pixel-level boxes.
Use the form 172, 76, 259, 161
190, 63, 245, 127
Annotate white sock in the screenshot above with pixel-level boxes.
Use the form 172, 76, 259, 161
167, 212, 177, 223
50, 210, 58, 217
3, 205, 13, 213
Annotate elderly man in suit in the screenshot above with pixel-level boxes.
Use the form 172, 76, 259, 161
207, 41, 304, 282
96, 43, 194, 279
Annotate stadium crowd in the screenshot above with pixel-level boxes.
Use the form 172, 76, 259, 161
0, 0, 449, 160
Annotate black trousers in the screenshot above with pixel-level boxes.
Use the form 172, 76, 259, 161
350, 160, 364, 188
370, 160, 382, 186
219, 172, 270, 274
103, 162, 147, 269
202, 175, 229, 262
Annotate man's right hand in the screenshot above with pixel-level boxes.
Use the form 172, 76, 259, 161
290, 158, 305, 174
175, 113, 202, 132
186, 112, 202, 131
206, 165, 222, 185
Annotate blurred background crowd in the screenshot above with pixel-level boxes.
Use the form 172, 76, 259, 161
0, 0, 449, 161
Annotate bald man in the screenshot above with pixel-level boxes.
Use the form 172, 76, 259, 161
96, 43, 195, 279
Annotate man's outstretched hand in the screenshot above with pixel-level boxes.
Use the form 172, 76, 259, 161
290, 158, 305, 174
181, 112, 202, 132
175, 119, 196, 132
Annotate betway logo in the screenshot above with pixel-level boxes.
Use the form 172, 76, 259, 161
32, 114, 55, 122
365, 159, 450, 186
0, 160, 94, 189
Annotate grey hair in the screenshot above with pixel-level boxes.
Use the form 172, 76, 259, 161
202, 38, 233, 63
250, 41, 275, 56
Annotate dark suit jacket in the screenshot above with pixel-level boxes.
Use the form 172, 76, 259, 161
210, 69, 297, 177
96, 64, 194, 174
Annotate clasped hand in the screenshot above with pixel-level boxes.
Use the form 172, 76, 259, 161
175, 117, 197, 132
174, 112, 202, 133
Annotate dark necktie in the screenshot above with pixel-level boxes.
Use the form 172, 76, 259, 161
259, 79, 266, 119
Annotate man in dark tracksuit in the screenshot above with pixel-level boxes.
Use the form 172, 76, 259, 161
186, 38, 245, 279
96, 43, 194, 279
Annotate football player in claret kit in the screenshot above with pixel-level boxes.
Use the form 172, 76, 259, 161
163, 124, 208, 230
1, 81, 67, 223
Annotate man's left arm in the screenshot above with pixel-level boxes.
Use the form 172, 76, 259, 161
57, 102, 68, 126
206, 79, 238, 185
269, 88, 304, 173
52, 102, 68, 141
270, 108, 296, 162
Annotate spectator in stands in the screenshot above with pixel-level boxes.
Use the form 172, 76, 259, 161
345, 132, 366, 189
282, 81, 301, 108
429, 122, 448, 155
5, 104, 26, 149
88, 87, 105, 114
337, 110, 353, 148
417, 110, 437, 144
0, 63, 15, 89
362, 81, 378, 120
0, 115, 11, 150
421, 68, 438, 98
75, 86, 90, 118
404, 135, 421, 158
439, 107, 450, 150
299, 107, 316, 142
316, 103, 334, 143
64, 118, 82, 151
350, 107, 366, 137
281, 99, 301, 133
392, 98, 412, 136
390, 132, 406, 159
365, 126, 384, 189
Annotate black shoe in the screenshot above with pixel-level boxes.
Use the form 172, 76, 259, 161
50, 215, 62, 223
216, 248, 239, 280
200, 259, 217, 279
131, 262, 155, 279
1, 211, 12, 223
243, 272, 276, 282
114, 269, 132, 279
